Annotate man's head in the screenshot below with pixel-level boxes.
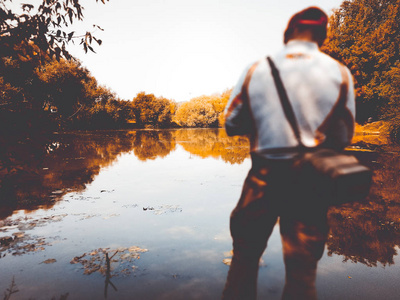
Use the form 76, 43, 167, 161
284, 7, 328, 47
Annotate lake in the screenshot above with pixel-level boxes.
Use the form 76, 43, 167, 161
1, 129, 400, 299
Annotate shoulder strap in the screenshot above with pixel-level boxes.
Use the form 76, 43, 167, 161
315, 62, 350, 137
266, 57, 304, 148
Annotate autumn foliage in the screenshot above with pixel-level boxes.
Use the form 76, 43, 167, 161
322, 0, 400, 139
3, 0, 400, 140
174, 90, 231, 128
131, 92, 176, 128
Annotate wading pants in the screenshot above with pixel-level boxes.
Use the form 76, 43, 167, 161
222, 155, 329, 300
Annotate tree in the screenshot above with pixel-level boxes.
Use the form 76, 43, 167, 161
0, 0, 111, 136
35, 58, 92, 117
0, 41, 52, 138
322, 0, 400, 124
74, 97, 135, 129
0, 41, 45, 109
131, 92, 175, 128
0, 0, 108, 60
174, 91, 231, 128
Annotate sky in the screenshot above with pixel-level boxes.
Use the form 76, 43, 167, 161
12, 0, 345, 102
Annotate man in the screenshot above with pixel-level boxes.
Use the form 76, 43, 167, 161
222, 7, 355, 300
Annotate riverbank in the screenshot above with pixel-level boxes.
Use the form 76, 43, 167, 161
353, 121, 389, 145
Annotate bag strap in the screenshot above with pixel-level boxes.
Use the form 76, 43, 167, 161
266, 56, 304, 148
316, 63, 350, 136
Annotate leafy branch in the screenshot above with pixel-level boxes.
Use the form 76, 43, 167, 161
0, 0, 109, 60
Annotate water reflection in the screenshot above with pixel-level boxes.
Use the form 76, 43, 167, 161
327, 146, 400, 267
132, 130, 176, 161
69, 246, 148, 298
0, 131, 138, 218
0, 129, 249, 219
175, 129, 249, 164
1, 129, 400, 271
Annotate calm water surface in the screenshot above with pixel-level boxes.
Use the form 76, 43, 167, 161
1, 129, 400, 299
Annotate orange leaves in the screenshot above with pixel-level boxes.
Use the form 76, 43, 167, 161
130, 90, 233, 129
131, 92, 175, 127
174, 90, 231, 128
323, 0, 400, 124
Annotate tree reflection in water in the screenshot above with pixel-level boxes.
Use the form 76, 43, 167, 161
327, 147, 400, 267
1, 129, 400, 270
0, 129, 249, 219
132, 130, 176, 161
0, 130, 137, 218
174, 129, 249, 164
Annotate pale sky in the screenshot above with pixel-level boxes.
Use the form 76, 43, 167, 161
12, 0, 345, 102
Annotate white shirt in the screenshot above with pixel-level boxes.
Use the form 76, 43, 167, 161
225, 40, 355, 159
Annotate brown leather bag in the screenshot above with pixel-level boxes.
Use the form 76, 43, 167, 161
300, 148, 371, 204
267, 57, 372, 205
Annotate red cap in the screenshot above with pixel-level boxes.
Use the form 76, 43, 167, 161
284, 7, 328, 46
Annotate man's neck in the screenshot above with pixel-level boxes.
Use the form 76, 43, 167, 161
289, 29, 316, 44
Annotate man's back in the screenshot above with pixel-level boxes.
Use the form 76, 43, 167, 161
225, 40, 355, 158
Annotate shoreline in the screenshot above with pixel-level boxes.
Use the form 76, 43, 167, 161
353, 121, 389, 145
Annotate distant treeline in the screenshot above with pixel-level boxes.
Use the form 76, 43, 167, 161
131, 90, 231, 129
0, 0, 230, 137
2, 0, 400, 141
0, 40, 231, 136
